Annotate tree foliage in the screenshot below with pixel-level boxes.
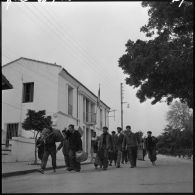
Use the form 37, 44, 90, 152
157, 100, 193, 157
166, 100, 193, 130
22, 109, 52, 132
22, 109, 52, 164
118, 1, 193, 108
157, 125, 193, 157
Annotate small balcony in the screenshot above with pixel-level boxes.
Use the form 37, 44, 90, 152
83, 112, 96, 125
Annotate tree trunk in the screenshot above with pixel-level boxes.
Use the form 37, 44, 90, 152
33, 131, 40, 165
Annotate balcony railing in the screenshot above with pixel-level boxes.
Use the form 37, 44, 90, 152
83, 112, 96, 125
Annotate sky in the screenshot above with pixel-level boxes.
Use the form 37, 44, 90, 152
2, 1, 170, 136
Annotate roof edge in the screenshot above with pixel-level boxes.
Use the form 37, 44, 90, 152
2, 57, 62, 69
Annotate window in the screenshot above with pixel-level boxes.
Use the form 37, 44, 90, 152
68, 86, 73, 116
22, 82, 34, 103
6, 123, 18, 146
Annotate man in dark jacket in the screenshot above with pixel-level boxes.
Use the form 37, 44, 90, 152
109, 131, 117, 166
122, 125, 138, 168
56, 128, 70, 169
121, 129, 128, 164
115, 127, 124, 168
98, 126, 113, 170
39, 126, 63, 174
66, 124, 82, 172
145, 131, 158, 166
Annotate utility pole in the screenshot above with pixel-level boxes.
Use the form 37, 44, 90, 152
120, 83, 129, 130
120, 83, 123, 130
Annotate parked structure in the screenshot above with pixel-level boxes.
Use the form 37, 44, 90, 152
2, 57, 110, 162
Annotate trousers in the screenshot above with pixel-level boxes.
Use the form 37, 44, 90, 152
116, 150, 122, 166
98, 148, 109, 169
68, 149, 81, 171
122, 150, 128, 163
127, 146, 137, 167
147, 148, 157, 162
41, 146, 56, 170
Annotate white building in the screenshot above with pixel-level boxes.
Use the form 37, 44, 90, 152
2, 57, 110, 162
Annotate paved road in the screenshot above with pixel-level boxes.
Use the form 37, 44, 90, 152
2, 155, 193, 193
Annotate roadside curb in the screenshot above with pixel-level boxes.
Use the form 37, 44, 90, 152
2, 162, 92, 178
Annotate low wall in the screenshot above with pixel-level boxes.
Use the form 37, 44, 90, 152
8, 137, 65, 162
10, 137, 35, 162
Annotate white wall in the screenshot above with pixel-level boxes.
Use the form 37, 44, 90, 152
2, 58, 60, 139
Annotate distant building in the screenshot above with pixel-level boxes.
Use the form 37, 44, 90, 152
2, 57, 110, 162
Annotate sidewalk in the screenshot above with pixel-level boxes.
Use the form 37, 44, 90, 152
2, 159, 92, 178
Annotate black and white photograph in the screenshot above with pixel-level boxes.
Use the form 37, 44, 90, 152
2, 0, 193, 193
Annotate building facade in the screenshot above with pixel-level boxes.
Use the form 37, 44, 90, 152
2, 57, 110, 162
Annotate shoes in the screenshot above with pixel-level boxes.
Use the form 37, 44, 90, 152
116, 165, 120, 168
103, 167, 107, 170
39, 169, 44, 174
130, 166, 134, 168
75, 169, 80, 172
53, 169, 56, 173
67, 168, 74, 171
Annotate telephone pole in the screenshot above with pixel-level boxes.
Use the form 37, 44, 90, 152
120, 83, 129, 130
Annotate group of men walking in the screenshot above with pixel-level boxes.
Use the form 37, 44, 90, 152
36, 123, 158, 174
93, 125, 158, 170
36, 124, 82, 174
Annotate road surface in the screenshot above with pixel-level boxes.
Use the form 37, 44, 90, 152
2, 155, 193, 193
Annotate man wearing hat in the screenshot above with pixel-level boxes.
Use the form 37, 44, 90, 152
115, 127, 124, 168
145, 131, 158, 166
66, 124, 82, 172
109, 131, 117, 166
39, 125, 62, 174
122, 125, 138, 168
98, 126, 113, 170
56, 128, 70, 169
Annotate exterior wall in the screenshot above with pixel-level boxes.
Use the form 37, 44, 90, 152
2, 58, 60, 141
